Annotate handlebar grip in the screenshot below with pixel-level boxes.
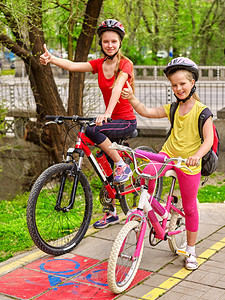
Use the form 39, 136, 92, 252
45, 115, 58, 120
135, 149, 167, 163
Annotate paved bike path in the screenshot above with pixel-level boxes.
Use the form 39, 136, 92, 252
0, 203, 225, 300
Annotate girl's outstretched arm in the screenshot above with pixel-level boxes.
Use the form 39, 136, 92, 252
121, 81, 167, 119
40, 44, 93, 72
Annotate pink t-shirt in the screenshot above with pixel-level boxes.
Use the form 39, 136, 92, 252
89, 58, 136, 120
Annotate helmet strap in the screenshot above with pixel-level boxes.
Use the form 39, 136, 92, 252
99, 40, 121, 61
174, 85, 196, 103
103, 49, 119, 61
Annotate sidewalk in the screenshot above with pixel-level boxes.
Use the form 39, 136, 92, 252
0, 203, 225, 300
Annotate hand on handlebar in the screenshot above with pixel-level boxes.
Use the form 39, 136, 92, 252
186, 155, 201, 168
40, 44, 52, 65
95, 113, 112, 126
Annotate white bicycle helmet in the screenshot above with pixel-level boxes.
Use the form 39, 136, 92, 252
164, 57, 199, 81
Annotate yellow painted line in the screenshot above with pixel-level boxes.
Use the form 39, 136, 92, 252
85, 227, 98, 236
0, 250, 45, 275
196, 257, 206, 267
199, 249, 217, 259
139, 287, 166, 299
140, 238, 225, 300
159, 277, 181, 289
172, 267, 192, 279
210, 241, 225, 251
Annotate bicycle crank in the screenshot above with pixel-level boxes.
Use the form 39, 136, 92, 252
149, 227, 162, 246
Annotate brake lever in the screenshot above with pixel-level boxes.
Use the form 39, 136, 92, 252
45, 119, 63, 126
110, 142, 132, 152
175, 157, 193, 173
89, 120, 96, 127
45, 121, 57, 126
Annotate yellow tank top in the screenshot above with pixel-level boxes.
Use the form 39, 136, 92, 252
162, 101, 207, 174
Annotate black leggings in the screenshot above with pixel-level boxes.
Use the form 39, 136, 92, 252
85, 119, 137, 145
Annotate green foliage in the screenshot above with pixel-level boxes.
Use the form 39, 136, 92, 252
0, 174, 104, 262
0, 192, 32, 262
1, 69, 15, 76
101, 0, 225, 65
198, 184, 225, 203
42, 0, 86, 51
1, 0, 225, 65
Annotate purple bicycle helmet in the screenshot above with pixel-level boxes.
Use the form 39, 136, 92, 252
164, 57, 199, 81
97, 19, 125, 41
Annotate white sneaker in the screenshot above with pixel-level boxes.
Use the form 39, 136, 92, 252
184, 254, 198, 270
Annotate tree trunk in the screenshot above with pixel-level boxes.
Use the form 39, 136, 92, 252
68, 0, 103, 116
1, 0, 103, 162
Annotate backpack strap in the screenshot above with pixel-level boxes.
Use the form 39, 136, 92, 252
170, 101, 179, 129
165, 101, 178, 140
198, 107, 213, 140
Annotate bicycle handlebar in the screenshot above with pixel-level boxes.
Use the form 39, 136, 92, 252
45, 115, 112, 126
110, 142, 192, 179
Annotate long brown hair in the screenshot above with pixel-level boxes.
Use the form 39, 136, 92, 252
113, 50, 135, 92
99, 32, 135, 92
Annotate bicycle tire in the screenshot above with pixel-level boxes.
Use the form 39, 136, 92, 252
107, 220, 144, 294
168, 197, 186, 253
120, 146, 164, 215
27, 163, 93, 256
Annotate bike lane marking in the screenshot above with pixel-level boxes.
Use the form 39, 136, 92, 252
0, 215, 126, 276
0, 215, 125, 277
139, 237, 225, 300
0, 225, 101, 276
0, 254, 151, 299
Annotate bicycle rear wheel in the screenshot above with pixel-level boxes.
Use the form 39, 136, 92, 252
27, 163, 93, 255
107, 220, 143, 294
168, 197, 186, 253
120, 146, 164, 215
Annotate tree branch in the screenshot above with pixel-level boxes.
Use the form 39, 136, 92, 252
0, 34, 38, 67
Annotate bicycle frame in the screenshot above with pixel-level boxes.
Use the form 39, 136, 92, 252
64, 122, 141, 209
107, 143, 193, 294
110, 144, 188, 259
121, 183, 185, 259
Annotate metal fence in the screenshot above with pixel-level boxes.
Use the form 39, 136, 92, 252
133, 65, 225, 81
0, 77, 225, 136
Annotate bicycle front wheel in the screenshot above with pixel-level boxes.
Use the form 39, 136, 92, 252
107, 220, 143, 294
27, 163, 93, 256
168, 197, 186, 253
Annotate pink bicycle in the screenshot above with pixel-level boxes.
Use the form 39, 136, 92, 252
107, 143, 193, 294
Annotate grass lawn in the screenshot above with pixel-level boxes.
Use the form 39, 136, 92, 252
0, 172, 224, 263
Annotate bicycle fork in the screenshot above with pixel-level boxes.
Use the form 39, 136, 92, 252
55, 149, 84, 212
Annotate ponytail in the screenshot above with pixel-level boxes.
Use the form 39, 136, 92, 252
113, 50, 135, 92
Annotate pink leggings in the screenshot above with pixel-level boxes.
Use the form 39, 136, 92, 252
141, 152, 201, 232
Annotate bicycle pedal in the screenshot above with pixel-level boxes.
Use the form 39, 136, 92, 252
176, 249, 191, 257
